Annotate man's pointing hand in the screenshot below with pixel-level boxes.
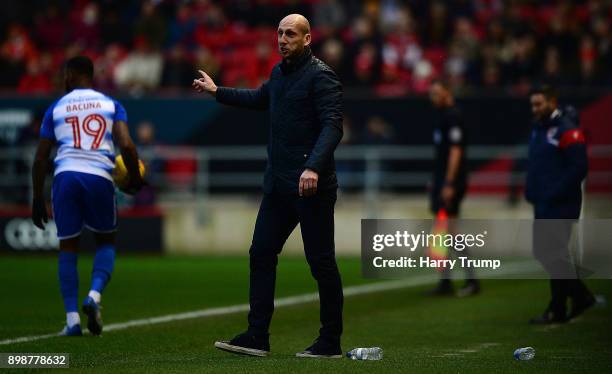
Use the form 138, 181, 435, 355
192, 70, 217, 96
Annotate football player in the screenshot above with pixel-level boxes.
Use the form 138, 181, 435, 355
31, 56, 143, 336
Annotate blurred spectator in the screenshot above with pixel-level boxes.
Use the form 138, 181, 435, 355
94, 44, 126, 93
450, 17, 480, 87
161, 45, 194, 90
1, 23, 36, 62
114, 37, 163, 94
194, 3, 230, 51
507, 33, 537, 92
377, 7, 418, 96
17, 58, 52, 94
350, 15, 383, 86
319, 38, 348, 81
452, 17, 479, 61
193, 47, 221, 84
424, 1, 452, 47
314, 0, 346, 32
0, 0, 610, 95
591, 15, 612, 83
70, 2, 101, 48
354, 42, 380, 86
34, 4, 67, 51
380, 6, 420, 90
481, 62, 502, 88
541, 47, 566, 87
100, 5, 129, 46
543, 4, 579, 66
134, 1, 167, 49
412, 59, 435, 93
167, 2, 197, 48
446, 43, 469, 90
253, 40, 279, 85
486, 17, 505, 44
502, 0, 533, 36
0, 24, 32, 88
578, 34, 601, 86
474, 43, 503, 87
379, 0, 404, 34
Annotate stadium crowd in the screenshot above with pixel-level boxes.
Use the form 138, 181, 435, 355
0, 0, 611, 96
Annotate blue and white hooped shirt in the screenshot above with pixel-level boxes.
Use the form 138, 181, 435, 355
40, 88, 127, 182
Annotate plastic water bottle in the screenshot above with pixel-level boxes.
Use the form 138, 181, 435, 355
346, 347, 383, 360
513, 347, 535, 360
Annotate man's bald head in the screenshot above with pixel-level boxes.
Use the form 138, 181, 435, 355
277, 14, 312, 61
279, 14, 311, 35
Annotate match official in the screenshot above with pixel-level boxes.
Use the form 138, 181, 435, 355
526, 86, 595, 324
193, 14, 344, 358
427, 80, 480, 297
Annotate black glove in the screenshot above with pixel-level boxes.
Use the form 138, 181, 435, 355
32, 198, 48, 230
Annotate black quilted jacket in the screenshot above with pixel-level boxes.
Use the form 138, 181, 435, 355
215, 47, 343, 194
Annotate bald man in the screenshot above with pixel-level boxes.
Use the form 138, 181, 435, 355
194, 14, 344, 358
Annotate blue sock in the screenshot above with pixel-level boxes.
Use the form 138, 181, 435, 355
58, 251, 79, 313
90, 244, 115, 294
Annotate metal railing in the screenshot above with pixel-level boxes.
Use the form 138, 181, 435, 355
1, 145, 611, 204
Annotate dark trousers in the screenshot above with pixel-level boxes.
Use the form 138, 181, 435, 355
532, 219, 592, 315
247, 189, 343, 341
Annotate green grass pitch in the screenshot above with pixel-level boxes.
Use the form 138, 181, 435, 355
0, 255, 610, 373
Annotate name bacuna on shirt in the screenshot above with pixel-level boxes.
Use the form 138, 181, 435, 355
66, 101, 102, 113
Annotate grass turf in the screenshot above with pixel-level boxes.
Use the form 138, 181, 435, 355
0, 255, 610, 373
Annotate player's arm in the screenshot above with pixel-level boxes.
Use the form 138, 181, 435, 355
112, 120, 144, 193
444, 146, 463, 185
440, 145, 463, 207
193, 70, 270, 110
31, 139, 53, 229
441, 113, 466, 206
31, 105, 56, 230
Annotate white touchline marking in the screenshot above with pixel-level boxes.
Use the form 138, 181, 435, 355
459, 342, 502, 354
479, 343, 501, 348
0, 332, 62, 346
537, 323, 563, 332
0, 260, 539, 346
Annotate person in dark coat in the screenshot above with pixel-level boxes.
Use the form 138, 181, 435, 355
526, 85, 595, 324
193, 14, 344, 358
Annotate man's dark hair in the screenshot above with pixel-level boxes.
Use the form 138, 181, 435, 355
65, 56, 94, 80
530, 85, 557, 100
